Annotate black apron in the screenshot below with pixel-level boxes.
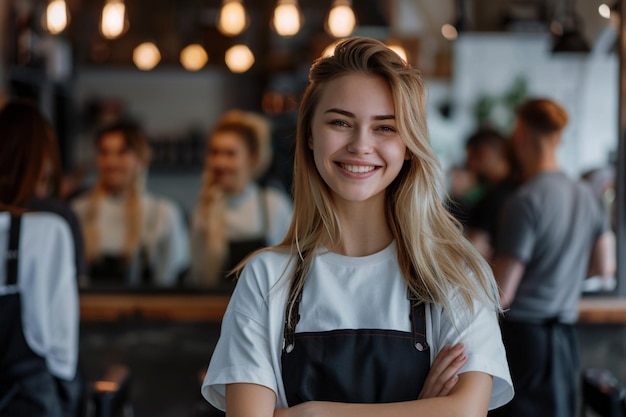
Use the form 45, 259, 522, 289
219, 189, 270, 291
0, 215, 64, 417
87, 246, 153, 287
281, 279, 431, 406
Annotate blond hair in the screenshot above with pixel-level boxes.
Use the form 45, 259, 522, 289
267, 37, 501, 324
192, 110, 272, 285
82, 121, 151, 263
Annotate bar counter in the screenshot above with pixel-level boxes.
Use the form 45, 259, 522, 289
79, 291, 626, 324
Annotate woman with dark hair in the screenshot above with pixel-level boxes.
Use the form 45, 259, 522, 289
72, 121, 189, 286
0, 100, 89, 287
0, 99, 79, 416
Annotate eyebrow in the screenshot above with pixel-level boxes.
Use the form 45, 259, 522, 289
324, 108, 395, 121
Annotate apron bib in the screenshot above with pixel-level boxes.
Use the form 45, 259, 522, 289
281, 279, 431, 406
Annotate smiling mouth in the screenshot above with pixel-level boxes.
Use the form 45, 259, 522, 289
338, 163, 377, 173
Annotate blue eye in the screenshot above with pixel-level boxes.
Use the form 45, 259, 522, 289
330, 120, 350, 127
377, 125, 396, 133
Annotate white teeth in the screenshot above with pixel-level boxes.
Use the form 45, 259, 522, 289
341, 164, 375, 173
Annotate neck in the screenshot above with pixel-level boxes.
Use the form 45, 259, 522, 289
522, 151, 559, 181
326, 197, 393, 257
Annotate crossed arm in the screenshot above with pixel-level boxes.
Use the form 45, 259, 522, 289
225, 344, 493, 417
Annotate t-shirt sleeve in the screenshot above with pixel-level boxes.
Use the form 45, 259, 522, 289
495, 193, 535, 262
201, 261, 277, 411
434, 291, 514, 410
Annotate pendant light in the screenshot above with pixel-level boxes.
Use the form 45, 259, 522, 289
101, 0, 126, 40
325, 0, 356, 38
133, 42, 161, 71
217, 0, 248, 37
180, 44, 209, 71
225, 44, 255, 73
272, 0, 302, 37
45, 0, 69, 34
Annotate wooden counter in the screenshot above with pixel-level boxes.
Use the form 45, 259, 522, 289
80, 292, 626, 324
79, 291, 230, 322
578, 297, 626, 323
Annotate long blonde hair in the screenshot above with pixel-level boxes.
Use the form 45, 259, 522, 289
193, 110, 271, 285
82, 121, 151, 263
272, 37, 501, 324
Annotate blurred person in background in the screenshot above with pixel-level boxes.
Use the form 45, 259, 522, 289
464, 127, 518, 260
72, 120, 189, 287
0, 99, 80, 416
190, 110, 293, 289
491, 98, 616, 417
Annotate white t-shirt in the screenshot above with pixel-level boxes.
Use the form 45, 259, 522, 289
0, 212, 78, 381
190, 183, 293, 284
73, 192, 190, 286
202, 241, 514, 411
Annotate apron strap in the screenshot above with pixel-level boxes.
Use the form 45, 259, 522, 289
6, 215, 21, 286
408, 290, 429, 352
282, 252, 429, 353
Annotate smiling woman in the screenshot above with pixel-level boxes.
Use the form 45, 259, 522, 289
310, 74, 409, 208
200, 36, 514, 417
72, 121, 190, 287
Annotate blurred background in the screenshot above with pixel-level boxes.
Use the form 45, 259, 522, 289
1, 0, 620, 211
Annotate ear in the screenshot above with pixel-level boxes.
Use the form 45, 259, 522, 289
404, 148, 412, 161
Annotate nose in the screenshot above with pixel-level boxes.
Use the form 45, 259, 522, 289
346, 127, 373, 154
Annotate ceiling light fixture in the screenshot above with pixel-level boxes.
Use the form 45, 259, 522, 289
45, 0, 69, 34
101, 0, 127, 40
133, 42, 161, 70
217, 0, 248, 37
272, 0, 302, 37
180, 44, 209, 71
325, 0, 356, 38
225, 44, 255, 73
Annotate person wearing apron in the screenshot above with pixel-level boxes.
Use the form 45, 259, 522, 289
0, 215, 79, 417
0, 100, 80, 417
201, 37, 514, 416
190, 111, 293, 288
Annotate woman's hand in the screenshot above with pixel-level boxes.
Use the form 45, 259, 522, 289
418, 343, 467, 399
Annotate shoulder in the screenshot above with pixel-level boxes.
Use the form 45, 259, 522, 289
21, 212, 74, 251
27, 198, 81, 228
239, 248, 294, 290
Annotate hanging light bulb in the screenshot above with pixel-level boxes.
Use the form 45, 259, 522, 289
133, 42, 161, 71
180, 44, 209, 71
272, 0, 302, 37
225, 44, 255, 73
325, 0, 356, 38
45, 0, 69, 34
218, 0, 248, 36
101, 0, 126, 40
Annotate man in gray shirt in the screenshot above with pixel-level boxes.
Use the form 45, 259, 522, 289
490, 98, 615, 417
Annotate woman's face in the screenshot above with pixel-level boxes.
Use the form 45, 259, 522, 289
207, 131, 254, 194
309, 73, 408, 207
96, 131, 141, 193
